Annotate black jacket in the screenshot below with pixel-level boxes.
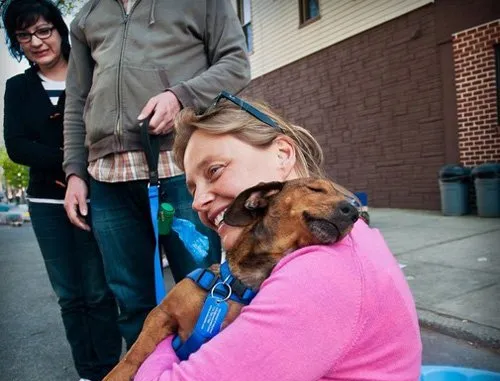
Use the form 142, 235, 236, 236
3, 66, 67, 199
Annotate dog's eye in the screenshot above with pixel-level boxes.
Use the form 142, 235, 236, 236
306, 185, 327, 193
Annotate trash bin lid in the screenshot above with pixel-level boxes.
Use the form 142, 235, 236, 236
471, 163, 500, 178
439, 164, 470, 180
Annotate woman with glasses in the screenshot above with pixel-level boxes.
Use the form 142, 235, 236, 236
134, 95, 422, 381
2, 1, 121, 380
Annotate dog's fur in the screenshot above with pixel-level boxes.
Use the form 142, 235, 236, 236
103, 178, 359, 380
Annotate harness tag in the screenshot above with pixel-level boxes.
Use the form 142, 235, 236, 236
196, 295, 228, 338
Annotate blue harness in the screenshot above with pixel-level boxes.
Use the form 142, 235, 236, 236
172, 261, 257, 360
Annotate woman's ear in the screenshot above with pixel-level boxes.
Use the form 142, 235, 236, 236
273, 136, 297, 180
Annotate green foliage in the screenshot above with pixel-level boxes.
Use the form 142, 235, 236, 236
0, 0, 84, 18
0, 147, 29, 190
55, 0, 85, 16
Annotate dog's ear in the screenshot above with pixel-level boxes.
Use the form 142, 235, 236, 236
224, 181, 285, 227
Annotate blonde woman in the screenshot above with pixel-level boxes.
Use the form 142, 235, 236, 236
135, 92, 422, 381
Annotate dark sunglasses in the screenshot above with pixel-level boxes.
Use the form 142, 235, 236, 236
209, 91, 281, 130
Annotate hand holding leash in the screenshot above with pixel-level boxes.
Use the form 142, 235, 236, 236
137, 90, 181, 135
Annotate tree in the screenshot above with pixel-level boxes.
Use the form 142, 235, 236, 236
0, 0, 84, 17
0, 147, 29, 190
54, 0, 85, 15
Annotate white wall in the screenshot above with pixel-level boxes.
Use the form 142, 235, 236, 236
247, 0, 434, 79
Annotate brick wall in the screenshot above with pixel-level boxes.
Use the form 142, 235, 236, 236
453, 20, 500, 166
243, 5, 444, 210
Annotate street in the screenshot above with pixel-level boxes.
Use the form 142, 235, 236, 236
1, 224, 499, 380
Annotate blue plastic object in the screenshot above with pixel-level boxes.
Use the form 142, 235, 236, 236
171, 217, 209, 264
354, 191, 368, 207
420, 366, 500, 381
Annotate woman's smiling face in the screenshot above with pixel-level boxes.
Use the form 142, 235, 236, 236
16, 17, 63, 69
184, 129, 298, 251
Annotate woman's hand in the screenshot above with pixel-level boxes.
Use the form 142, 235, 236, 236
64, 175, 91, 231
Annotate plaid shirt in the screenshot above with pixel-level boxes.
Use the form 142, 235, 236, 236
88, 151, 183, 182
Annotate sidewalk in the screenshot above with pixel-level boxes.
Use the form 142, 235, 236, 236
369, 208, 500, 350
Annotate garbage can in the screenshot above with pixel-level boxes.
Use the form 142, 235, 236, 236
438, 165, 471, 216
472, 163, 500, 217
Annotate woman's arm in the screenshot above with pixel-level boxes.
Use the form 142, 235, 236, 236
135, 247, 364, 381
3, 78, 64, 170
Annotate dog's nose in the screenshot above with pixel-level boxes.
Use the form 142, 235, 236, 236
336, 200, 359, 223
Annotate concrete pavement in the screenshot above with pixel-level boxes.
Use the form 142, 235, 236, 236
1, 214, 500, 380
369, 208, 500, 350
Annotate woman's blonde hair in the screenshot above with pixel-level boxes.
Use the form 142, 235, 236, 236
173, 98, 325, 178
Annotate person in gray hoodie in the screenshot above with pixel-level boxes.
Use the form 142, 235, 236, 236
63, 0, 251, 349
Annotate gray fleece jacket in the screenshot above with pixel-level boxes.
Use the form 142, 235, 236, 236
63, 0, 251, 180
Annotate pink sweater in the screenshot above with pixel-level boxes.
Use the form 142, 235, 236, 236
135, 220, 422, 381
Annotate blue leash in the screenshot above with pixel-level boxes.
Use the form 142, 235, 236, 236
148, 183, 166, 304
140, 116, 166, 304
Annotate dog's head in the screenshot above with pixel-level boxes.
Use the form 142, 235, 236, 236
223, 178, 359, 288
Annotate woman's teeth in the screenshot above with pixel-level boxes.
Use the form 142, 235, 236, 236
214, 210, 226, 228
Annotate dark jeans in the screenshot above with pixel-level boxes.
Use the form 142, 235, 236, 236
90, 174, 221, 348
29, 202, 121, 381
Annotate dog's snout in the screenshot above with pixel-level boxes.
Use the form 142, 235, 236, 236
336, 200, 359, 223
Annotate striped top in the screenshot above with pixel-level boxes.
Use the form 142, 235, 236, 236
38, 72, 65, 105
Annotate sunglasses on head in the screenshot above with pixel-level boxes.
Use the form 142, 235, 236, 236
208, 91, 281, 130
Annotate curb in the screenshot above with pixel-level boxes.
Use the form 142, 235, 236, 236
417, 308, 500, 351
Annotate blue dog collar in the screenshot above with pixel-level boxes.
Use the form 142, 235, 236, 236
172, 262, 257, 360
219, 262, 258, 304
181, 262, 257, 304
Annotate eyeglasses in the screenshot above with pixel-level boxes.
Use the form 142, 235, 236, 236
209, 90, 281, 130
15, 26, 55, 43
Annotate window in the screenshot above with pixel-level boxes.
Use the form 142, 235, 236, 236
299, 0, 320, 26
237, 0, 253, 53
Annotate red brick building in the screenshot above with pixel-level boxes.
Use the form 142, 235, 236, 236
454, 20, 500, 167
238, 0, 500, 210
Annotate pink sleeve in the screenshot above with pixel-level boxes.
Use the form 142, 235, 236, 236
134, 336, 180, 380
134, 247, 364, 381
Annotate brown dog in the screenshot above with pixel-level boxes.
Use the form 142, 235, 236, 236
103, 177, 359, 380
